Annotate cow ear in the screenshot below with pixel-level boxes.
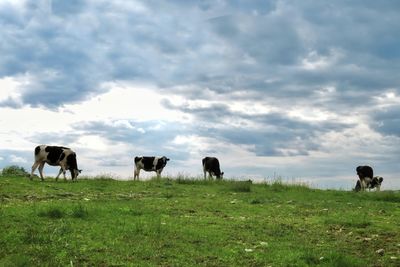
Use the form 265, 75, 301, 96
166, 158, 170, 161
78, 169, 82, 173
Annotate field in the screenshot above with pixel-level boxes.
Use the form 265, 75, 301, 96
0, 176, 399, 266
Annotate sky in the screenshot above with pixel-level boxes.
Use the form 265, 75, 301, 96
1, 0, 399, 189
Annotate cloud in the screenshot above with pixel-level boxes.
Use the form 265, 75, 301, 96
372, 106, 400, 137
1, 0, 400, 188
2, 0, 399, 109
10, 155, 27, 164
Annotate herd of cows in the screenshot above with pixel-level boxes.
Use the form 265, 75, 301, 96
30, 145, 224, 182
30, 145, 384, 191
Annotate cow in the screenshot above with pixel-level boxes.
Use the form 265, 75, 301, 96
356, 165, 374, 191
355, 176, 384, 192
31, 145, 81, 181
202, 157, 224, 180
134, 156, 170, 180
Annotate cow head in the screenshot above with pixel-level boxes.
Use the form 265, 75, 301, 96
161, 156, 170, 166
70, 169, 82, 180
217, 171, 224, 179
66, 153, 80, 180
370, 176, 383, 189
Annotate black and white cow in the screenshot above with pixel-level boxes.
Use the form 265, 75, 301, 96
355, 176, 383, 192
202, 157, 224, 180
134, 156, 170, 180
356, 165, 374, 191
31, 145, 81, 181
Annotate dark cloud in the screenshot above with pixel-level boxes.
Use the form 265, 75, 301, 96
51, 0, 86, 16
1, 0, 399, 110
372, 106, 400, 137
163, 98, 353, 156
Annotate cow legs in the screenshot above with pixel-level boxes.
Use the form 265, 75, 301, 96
55, 168, 66, 181
156, 169, 162, 179
360, 179, 367, 191
38, 162, 45, 181
134, 168, 140, 180
203, 169, 212, 180
31, 161, 41, 180
56, 163, 68, 181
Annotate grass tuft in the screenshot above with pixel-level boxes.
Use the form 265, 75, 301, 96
372, 191, 400, 202
230, 180, 252, 192
72, 204, 89, 219
38, 206, 65, 219
324, 215, 372, 228
327, 252, 365, 267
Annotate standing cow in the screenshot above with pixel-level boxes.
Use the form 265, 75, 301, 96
31, 145, 81, 181
134, 156, 170, 180
356, 165, 374, 191
202, 157, 224, 180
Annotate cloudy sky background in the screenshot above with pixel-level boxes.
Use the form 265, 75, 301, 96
1, 0, 399, 189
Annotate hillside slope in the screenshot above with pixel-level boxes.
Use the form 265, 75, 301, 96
1, 177, 399, 266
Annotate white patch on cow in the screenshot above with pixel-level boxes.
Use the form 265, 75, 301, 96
152, 157, 159, 170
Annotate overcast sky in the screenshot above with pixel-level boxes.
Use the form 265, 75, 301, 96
1, 0, 399, 189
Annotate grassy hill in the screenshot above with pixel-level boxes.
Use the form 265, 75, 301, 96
0, 176, 399, 266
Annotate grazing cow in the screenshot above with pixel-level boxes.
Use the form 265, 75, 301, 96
31, 145, 81, 181
134, 156, 170, 180
355, 176, 383, 192
356, 165, 374, 191
202, 157, 224, 179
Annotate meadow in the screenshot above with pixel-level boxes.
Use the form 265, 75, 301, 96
0, 176, 399, 266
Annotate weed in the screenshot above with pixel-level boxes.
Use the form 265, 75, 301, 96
72, 204, 89, 219
373, 191, 400, 203
0, 254, 31, 267
230, 181, 252, 192
324, 215, 372, 228
38, 206, 65, 219
327, 252, 365, 267
250, 199, 263, 204
300, 249, 320, 265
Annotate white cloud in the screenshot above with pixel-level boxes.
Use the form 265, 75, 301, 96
62, 82, 186, 123
10, 154, 27, 163
0, 76, 24, 105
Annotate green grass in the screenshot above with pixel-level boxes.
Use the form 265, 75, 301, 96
0, 176, 399, 266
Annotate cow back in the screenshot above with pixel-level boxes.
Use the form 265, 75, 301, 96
141, 157, 156, 171
356, 165, 373, 179
203, 157, 221, 174
135, 156, 169, 171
